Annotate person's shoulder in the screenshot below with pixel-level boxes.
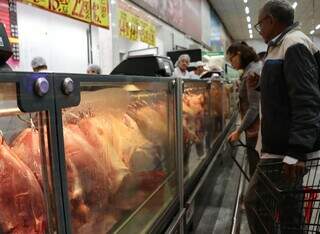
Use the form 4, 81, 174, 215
283, 30, 318, 54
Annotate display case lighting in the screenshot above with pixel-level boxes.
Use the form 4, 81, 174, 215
245, 6, 250, 14
246, 16, 251, 23
292, 2, 297, 9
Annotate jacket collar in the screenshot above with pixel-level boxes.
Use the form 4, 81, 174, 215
268, 22, 300, 48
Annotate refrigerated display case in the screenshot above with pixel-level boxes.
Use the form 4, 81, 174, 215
52, 75, 180, 234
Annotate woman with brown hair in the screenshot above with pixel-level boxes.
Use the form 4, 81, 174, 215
227, 42, 262, 176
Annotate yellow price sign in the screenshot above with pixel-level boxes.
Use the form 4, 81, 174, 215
91, 0, 109, 28
24, 0, 49, 9
50, 0, 91, 22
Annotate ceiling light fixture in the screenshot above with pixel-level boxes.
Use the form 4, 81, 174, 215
247, 16, 251, 23
249, 29, 253, 34
245, 6, 250, 14
292, 2, 297, 9
250, 34, 253, 39
244, 0, 248, 3
310, 30, 315, 35
248, 24, 252, 29
316, 24, 320, 30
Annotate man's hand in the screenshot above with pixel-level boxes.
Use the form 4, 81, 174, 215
228, 130, 241, 142
283, 161, 305, 183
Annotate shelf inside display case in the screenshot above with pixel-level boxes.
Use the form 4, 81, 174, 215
59, 80, 178, 234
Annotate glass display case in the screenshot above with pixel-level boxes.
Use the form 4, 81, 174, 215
0, 73, 66, 234
182, 80, 210, 181
53, 75, 179, 234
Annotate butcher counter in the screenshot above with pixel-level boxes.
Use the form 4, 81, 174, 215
0, 72, 238, 234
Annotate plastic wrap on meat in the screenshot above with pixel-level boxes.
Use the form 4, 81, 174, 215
127, 101, 167, 144
10, 128, 89, 232
0, 135, 46, 233
77, 117, 129, 194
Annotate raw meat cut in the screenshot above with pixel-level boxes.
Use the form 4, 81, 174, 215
0, 134, 46, 233
127, 101, 167, 144
10, 128, 89, 233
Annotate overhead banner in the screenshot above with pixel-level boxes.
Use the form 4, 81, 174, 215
24, 0, 49, 8
21, 0, 109, 28
91, 0, 109, 27
118, 9, 156, 46
131, 0, 201, 42
50, 0, 91, 22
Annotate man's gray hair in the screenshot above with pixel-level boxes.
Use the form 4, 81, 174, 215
175, 54, 190, 67
263, 0, 294, 26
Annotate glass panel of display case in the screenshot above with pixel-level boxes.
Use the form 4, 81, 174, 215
182, 82, 208, 179
209, 80, 225, 145
0, 83, 57, 233
61, 81, 177, 233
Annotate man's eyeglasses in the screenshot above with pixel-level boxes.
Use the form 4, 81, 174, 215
254, 16, 269, 33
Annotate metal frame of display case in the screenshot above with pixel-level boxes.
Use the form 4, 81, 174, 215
0, 72, 68, 233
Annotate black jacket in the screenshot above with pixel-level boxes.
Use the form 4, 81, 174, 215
261, 23, 320, 161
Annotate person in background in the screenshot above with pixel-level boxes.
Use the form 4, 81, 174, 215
190, 61, 205, 79
87, 64, 101, 75
31, 57, 48, 72
245, 1, 320, 233
173, 54, 191, 78
227, 42, 262, 177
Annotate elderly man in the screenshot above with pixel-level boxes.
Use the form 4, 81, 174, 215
245, 0, 320, 233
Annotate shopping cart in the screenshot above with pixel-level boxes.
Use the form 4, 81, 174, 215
230, 140, 320, 234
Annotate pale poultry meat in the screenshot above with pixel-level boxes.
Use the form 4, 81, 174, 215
0, 134, 46, 233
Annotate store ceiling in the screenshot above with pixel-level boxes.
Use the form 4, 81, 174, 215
209, 0, 320, 40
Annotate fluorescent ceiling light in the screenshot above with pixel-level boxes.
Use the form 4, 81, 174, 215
310, 30, 315, 35
292, 2, 297, 9
316, 24, 320, 30
245, 7, 250, 14
250, 34, 253, 39
246, 16, 251, 23
248, 24, 252, 29
249, 29, 253, 34
244, 0, 248, 3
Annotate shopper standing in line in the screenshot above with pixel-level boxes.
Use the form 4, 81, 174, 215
245, 0, 320, 233
173, 54, 191, 78
227, 42, 262, 177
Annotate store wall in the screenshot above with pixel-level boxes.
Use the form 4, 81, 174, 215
245, 39, 268, 53
17, 2, 113, 74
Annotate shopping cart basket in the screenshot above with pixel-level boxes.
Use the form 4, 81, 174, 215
230, 140, 320, 234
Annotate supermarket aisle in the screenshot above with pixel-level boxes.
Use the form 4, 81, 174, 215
192, 142, 250, 234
